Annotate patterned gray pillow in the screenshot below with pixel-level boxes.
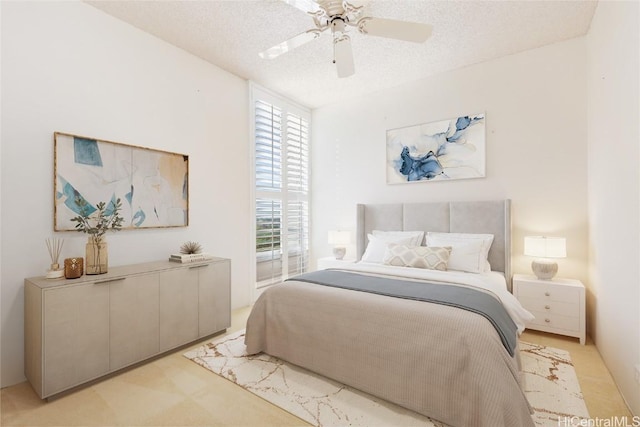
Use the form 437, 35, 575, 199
382, 245, 452, 271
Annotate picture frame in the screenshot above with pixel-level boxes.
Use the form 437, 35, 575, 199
386, 113, 486, 184
54, 132, 189, 231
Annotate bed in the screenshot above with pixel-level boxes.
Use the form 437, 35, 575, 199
245, 200, 535, 427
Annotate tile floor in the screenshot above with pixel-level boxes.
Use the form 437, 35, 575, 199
1, 306, 633, 426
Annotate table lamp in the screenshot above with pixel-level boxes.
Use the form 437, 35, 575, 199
328, 230, 350, 260
524, 236, 566, 280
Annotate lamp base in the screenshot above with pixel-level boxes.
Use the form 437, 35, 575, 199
531, 258, 558, 280
333, 247, 346, 260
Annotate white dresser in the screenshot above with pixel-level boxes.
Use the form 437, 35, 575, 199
512, 274, 585, 345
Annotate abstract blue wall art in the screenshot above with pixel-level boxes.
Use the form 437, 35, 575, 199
54, 132, 189, 231
386, 113, 486, 184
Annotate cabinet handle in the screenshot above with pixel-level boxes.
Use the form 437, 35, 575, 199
94, 278, 125, 285
188, 264, 210, 270
544, 292, 550, 297
545, 305, 551, 310
545, 318, 551, 323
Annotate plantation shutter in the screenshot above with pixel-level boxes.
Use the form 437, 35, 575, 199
252, 85, 310, 287
286, 200, 308, 275
285, 112, 309, 276
255, 198, 282, 284
255, 101, 282, 192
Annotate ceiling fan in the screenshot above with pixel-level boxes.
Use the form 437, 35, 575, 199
258, 0, 432, 78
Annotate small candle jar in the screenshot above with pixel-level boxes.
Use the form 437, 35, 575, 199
64, 257, 84, 279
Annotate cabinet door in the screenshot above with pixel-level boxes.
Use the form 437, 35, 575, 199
159, 268, 198, 351
196, 261, 231, 337
43, 282, 109, 396
110, 274, 160, 370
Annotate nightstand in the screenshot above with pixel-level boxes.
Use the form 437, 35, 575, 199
513, 274, 586, 345
316, 257, 356, 270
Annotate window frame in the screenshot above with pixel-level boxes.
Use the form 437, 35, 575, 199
249, 83, 311, 294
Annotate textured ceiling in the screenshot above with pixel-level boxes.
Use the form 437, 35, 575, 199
86, 0, 597, 109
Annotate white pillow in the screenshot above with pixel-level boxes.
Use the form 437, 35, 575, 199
361, 234, 414, 264
382, 244, 452, 271
426, 232, 494, 273
371, 230, 425, 247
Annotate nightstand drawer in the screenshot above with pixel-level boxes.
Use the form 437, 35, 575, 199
527, 310, 580, 331
516, 281, 579, 304
517, 296, 579, 317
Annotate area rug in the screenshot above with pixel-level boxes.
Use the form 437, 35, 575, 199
184, 331, 590, 427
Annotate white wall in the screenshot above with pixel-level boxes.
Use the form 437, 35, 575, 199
311, 38, 589, 290
1, 1, 252, 387
587, 1, 640, 415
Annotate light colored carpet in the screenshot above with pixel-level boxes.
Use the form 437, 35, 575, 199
184, 330, 589, 427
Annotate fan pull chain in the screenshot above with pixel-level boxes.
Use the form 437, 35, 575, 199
332, 37, 336, 65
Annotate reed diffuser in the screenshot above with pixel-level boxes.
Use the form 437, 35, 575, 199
45, 237, 65, 279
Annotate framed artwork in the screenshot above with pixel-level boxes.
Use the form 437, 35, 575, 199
386, 113, 485, 184
54, 132, 189, 231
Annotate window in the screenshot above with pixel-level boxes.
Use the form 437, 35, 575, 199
251, 85, 310, 288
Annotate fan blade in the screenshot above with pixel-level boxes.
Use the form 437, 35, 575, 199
358, 17, 432, 43
334, 36, 354, 78
281, 0, 322, 15
259, 29, 322, 59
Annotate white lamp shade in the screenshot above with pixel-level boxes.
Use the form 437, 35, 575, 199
524, 236, 566, 258
328, 230, 350, 245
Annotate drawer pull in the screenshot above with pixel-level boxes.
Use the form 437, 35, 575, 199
544, 292, 551, 297
545, 305, 551, 310
189, 264, 211, 270
545, 318, 551, 323
95, 278, 125, 285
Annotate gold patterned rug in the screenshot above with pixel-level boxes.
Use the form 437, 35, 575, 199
184, 330, 589, 427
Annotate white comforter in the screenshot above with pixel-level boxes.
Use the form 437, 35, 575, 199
338, 261, 534, 333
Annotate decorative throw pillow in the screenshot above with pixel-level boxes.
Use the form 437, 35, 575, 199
426, 232, 494, 273
382, 245, 452, 271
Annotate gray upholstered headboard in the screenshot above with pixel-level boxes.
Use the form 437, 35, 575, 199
356, 200, 512, 284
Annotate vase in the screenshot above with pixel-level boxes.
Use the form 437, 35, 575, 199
86, 236, 108, 275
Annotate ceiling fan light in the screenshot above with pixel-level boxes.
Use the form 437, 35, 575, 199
331, 17, 346, 34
